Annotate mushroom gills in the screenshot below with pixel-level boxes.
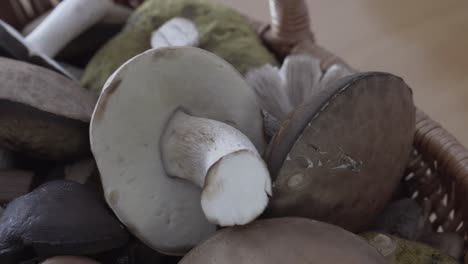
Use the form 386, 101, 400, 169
161, 110, 271, 226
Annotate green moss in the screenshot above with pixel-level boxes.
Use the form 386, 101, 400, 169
361, 232, 459, 264
81, 0, 277, 92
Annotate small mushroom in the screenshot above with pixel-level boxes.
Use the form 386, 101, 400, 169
151, 17, 199, 49
0, 170, 34, 203
0, 0, 127, 78
91, 47, 269, 254
0, 57, 97, 160
263, 72, 415, 232
42, 256, 101, 264
64, 158, 99, 185
0, 180, 128, 264
362, 232, 459, 264
179, 217, 386, 264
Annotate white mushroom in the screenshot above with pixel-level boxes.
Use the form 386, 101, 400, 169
0, 0, 128, 78
151, 17, 199, 49
91, 47, 270, 254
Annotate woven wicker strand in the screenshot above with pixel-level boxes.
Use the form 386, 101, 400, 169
261, 0, 468, 258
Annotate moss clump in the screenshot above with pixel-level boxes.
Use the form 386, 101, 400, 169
361, 232, 459, 264
81, 0, 277, 92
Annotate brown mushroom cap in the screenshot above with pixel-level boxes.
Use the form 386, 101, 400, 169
179, 217, 386, 264
0, 180, 128, 263
42, 256, 100, 264
0, 57, 97, 160
265, 72, 415, 232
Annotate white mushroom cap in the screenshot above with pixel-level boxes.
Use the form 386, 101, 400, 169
90, 47, 265, 254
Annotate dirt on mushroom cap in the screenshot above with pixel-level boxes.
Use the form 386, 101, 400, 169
80, 0, 277, 91
179, 218, 386, 264
265, 72, 415, 232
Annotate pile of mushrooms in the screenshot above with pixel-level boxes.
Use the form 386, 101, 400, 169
0, 0, 463, 263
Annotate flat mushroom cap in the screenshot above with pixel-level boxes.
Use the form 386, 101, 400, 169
0, 57, 97, 160
265, 72, 415, 232
0, 181, 128, 263
90, 47, 265, 254
179, 217, 386, 264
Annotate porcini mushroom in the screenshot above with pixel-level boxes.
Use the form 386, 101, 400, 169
42, 256, 100, 264
91, 47, 270, 254
263, 72, 415, 232
179, 218, 386, 264
0, 0, 128, 78
0, 180, 128, 264
0, 57, 97, 160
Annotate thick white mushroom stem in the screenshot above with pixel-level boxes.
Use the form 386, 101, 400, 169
25, 0, 111, 57
161, 110, 272, 226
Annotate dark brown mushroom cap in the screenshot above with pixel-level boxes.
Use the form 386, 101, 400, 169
0, 180, 128, 264
179, 217, 386, 264
265, 72, 415, 232
0, 57, 97, 160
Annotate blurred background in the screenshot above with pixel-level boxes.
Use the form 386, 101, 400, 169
2, 0, 467, 146
220, 0, 468, 147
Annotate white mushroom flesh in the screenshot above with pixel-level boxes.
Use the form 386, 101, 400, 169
25, 0, 111, 57
151, 17, 199, 49
161, 110, 271, 226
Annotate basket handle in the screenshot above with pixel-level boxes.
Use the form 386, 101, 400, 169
268, 0, 313, 44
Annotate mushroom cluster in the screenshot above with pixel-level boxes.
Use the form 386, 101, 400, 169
0, 0, 463, 263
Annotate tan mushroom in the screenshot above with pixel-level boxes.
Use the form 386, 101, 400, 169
179, 217, 386, 264
0, 58, 97, 160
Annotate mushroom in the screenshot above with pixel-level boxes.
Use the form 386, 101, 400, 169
151, 17, 199, 49
246, 54, 353, 137
371, 198, 429, 240
262, 72, 415, 232
0, 0, 129, 78
42, 256, 101, 264
0, 57, 97, 160
362, 232, 459, 264
80, 0, 277, 92
90, 47, 270, 254
179, 217, 386, 264
0, 180, 128, 264
0, 170, 34, 203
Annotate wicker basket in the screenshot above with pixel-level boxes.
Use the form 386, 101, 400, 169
2, 0, 468, 261
254, 0, 468, 260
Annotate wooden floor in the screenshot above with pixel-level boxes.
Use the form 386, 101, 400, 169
219, 0, 468, 147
